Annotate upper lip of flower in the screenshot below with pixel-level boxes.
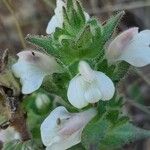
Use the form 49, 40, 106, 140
106, 27, 139, 63
106, 28, 150, 67
79, 61, 96, 82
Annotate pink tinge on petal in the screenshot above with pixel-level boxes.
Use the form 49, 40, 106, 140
58, 108, 97, 137
41, 107, 96, 149
58, 115, 84, 136
107, 27, 139, 63
16, 50, 60, 74
118, 27, 139, 50
17, 50, 45, 63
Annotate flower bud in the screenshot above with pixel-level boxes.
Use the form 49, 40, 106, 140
36, 93, 50, 110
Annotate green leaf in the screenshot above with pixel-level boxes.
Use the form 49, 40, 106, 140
96, 59, 114, 77
96, 59, 129, 83
82, 116, 150, 150
76, 1, 86, 24
102, 11, 125, 45
82, 117, 110, 150
42, 73, 70, 101
111, 61, 130, 82
82, 95, 150, 150
65, 0, 86, 33
100, 123, 150, 150
26, 0, 104, 66
97, 95, 123, 117
94, 11, 125, 69
26, 35, 59, 58
75, 25, 92, 48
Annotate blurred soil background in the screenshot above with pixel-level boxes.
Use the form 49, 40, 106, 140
0, 0, 150, 149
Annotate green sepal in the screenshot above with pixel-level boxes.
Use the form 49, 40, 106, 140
25, 0, 102, 66
97, 95, 124, 117
25, 35, 58, 57
102, 11, 125, 45
42, 72, 70, 101
111, 61, 130, 82
64, 0, 86, 34
96, 59, 130, 83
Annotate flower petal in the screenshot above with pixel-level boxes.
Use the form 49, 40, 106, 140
84, 85, 102, 103
41, 106, 71, 146
46, 16, 60, 34
106, 27, 139, 64
16, 51, 60, 74
131, 30, 150, 45
118, 30, 150, 67
79, 61, 95, 82
46, 0, 65, 34
118, 46, 150, 67
68, 61, 115, 108
44, 108, 96, 150
46, 130, 81, 150
12, 51, 60, 94
67, 75, 88, 109
59, 108, 97, 136
95, 72, 115, 101
12, 61, 46, 94
55, 0, 65, 20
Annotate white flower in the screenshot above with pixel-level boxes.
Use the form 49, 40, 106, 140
40, 106, 96, 150
67, 61, 115, 109
106, 27, 150, 67
36, 93, 50, 109
46, 0, 90, 34
0, 127, 20, 143
12, 50, 60, 94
